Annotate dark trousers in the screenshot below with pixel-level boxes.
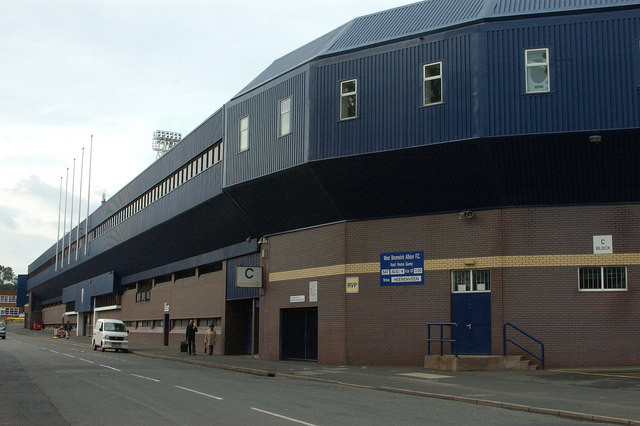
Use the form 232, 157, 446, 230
187, 339, 196, 355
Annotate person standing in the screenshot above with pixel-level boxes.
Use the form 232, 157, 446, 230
204, 324, 217, 355
185, 319, 198, 356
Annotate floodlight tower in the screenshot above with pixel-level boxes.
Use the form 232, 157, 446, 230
152, 130, 182, 159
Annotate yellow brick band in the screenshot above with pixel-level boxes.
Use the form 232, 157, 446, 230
268, 253, 640, 282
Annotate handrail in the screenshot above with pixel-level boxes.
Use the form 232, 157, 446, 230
427, 322, 458, 357
503, 322, 545, 370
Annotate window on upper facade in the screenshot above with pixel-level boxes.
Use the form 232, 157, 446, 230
423, 62, 442, 106
213, 141, 223, 163
239, 116, 249, 151
525, 48, 550, 93
579, 266, 626, 291
452, 269, 490, 293
280, 97, 291, 136
340, 79, 357, 120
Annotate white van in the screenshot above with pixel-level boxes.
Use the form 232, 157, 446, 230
92, 319, 129, 352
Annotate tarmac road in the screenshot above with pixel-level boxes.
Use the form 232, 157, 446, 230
4, 323, 640, 425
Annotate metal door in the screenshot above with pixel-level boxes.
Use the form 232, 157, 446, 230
281, 307, 318, 361
451, 293, 491, 354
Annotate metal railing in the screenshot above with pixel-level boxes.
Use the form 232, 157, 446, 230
503, 322, 545, 370
427, 322, 458, 357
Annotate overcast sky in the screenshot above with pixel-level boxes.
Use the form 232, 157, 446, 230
0, 0, 412, 274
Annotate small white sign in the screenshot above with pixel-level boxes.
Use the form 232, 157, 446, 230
309, 281, 318, 302
593, 235, 613, 254
346, 277, 359, 293
290, 295, 305, 303
163, 303, 170, 312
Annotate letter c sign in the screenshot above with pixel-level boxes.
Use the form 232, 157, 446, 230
237, 266, 263, 287
244, 267, 254, 279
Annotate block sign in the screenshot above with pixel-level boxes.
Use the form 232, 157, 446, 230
236, 266, 263, 287
593, 235, 613, 254
380, 251, 424, 286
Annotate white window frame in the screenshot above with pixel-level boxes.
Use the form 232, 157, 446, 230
239, 116, 249, 152
279, 97, 292, 137
578, 266, 627, 291
451, 269, 491, 293
340, 79, 357, 120
525, 48, 550, 93
423, 61, 443, 106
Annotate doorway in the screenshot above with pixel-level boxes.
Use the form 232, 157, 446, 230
281, 307, 318, 361
451, 293, 491, 354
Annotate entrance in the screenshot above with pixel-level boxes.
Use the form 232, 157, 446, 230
451, 293, 491, 354
281, 307, 318, 361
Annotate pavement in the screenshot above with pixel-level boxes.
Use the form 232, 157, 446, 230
7, 324, 640, 425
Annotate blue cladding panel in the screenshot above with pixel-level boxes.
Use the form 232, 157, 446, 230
491, 0, 640, 15
17, 275, 28, 307
62, 271, 117, 312
328, 0, 483, 52
226, 253, 260, 301
225, 71, 307, 186
310, 33, 474, 159
237, 25, 346, 97
486, 14, 640, 135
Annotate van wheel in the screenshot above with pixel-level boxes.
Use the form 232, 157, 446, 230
101, 342, 105, 352
92, 341, 97, 351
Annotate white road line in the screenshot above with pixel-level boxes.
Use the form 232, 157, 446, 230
99, 364, 121, 371
130, 374, 160, 382
250, 407, 317, 426
175, 386, 223, 400
79, 358, 94, 364
62, 353, 75, 358
49, 350, 60, 354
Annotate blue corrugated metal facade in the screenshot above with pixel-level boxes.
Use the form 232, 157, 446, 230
310, 31, 474, 159
225, 253, 261, 301
486, 14, 640, 135
62, 271, 117, 313
225, 70, 308, 186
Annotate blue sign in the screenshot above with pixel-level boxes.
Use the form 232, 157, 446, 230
380, 251, 424, 286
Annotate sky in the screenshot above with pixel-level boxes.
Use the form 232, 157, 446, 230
0, 0, 413, 274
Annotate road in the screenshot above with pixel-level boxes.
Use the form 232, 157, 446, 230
0, 334, 610, 425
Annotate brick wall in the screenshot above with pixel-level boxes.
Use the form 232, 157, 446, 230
121, 265, 226, 352
261, 204, 640, 368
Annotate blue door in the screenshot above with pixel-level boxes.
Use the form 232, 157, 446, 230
451, 293, 491, 354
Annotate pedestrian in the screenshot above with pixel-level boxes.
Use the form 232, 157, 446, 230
185, 319, 198, 356
204, 324, 216, 355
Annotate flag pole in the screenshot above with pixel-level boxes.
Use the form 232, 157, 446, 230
68, 158, 76, 265
61, 168, 69, 269
76, 147, 84, 261
55, 176, 63, 272
84, 135, 93, 256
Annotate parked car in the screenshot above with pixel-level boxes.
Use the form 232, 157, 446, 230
92, 319, 128, 352
0, 322, 6, 339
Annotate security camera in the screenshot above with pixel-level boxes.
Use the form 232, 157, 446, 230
459, 211, 474, 219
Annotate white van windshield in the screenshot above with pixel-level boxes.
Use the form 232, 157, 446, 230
104, 322, 126, 332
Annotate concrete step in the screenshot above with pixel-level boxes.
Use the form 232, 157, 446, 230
424, 355, 538, 371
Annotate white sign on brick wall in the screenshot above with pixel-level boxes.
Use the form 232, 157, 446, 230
593, 235, 613, 254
